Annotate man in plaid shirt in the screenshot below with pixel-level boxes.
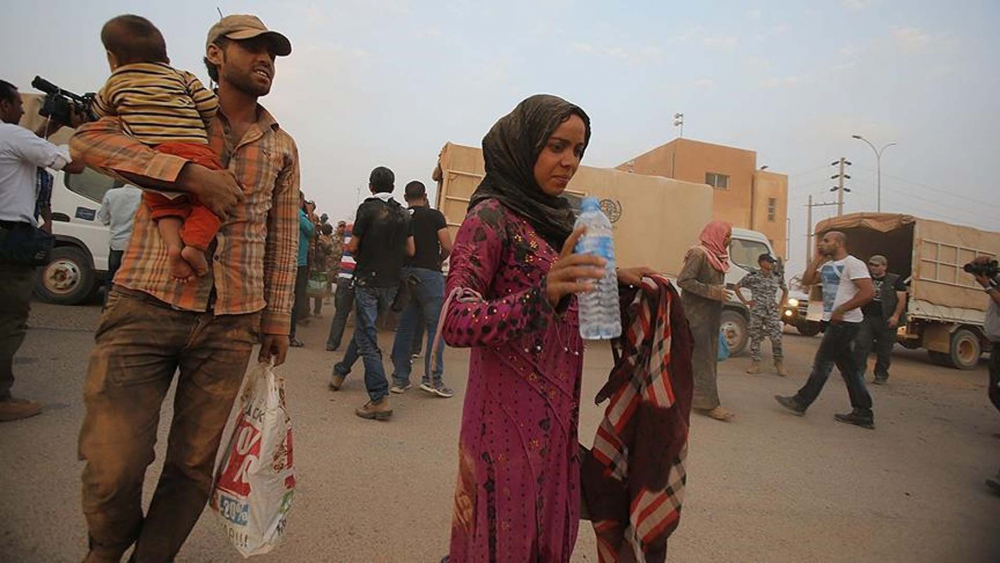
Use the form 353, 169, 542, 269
70, 15, 299, 562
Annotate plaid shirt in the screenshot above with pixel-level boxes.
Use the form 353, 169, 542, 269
70, 108, 299, 335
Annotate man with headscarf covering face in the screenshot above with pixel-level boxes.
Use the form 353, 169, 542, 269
439, 94, 653, 562
678, 220, 737, 422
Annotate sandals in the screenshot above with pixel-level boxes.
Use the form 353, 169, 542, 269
695, 406, 736, 422
289, 338, 305, 348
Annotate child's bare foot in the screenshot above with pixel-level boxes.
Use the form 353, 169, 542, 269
181, 246, 210, 277
167, 246, 196, 282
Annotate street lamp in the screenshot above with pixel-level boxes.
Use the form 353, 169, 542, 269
673, 113, 684, 138
851, 134, 896, 213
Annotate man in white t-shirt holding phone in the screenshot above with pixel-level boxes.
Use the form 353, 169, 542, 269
776, 231, 877, 429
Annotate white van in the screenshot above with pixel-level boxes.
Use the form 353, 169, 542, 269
37, 168, 118, 304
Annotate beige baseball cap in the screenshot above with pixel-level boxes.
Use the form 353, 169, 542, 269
206, 15, 292, 56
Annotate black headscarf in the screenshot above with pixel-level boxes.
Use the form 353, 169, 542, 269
468, 94, 592, 250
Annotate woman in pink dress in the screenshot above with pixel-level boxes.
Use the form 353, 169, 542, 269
441, 94, 652, 562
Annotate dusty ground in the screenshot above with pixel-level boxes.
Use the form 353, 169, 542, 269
1, 301, 998, 562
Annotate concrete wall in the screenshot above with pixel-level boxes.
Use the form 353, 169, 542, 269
618, 137, 787, 258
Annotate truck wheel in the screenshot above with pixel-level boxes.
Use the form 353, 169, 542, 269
948, 328, 981, 370
720, 310, 748, 356
796, 322, 822, 337
34, 246, 95, 306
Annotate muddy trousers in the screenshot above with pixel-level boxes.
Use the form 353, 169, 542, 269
79, 287, 259, 562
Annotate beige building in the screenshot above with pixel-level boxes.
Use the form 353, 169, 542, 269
617, 138, 788, 258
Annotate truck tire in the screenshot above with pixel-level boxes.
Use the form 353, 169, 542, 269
796, 322, 822, 337
948, 328, 981, 370
34, 246, 95, 306
720, 309, 748, 357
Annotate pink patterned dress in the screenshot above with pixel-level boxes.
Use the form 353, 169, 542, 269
443, 199, 584, 562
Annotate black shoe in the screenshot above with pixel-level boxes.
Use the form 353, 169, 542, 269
834, 409, 875, 429
774, 395, 806, 416
289, 338, 304, 348
326, 343, 339, 352
873, 377, 888, 385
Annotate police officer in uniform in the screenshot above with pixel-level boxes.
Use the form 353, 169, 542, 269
736, 253, 789, 376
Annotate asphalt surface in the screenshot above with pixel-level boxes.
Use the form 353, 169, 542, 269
1, 300, 998, 562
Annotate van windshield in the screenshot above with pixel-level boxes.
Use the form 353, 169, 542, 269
731, 238, 771, 271
64, 168, 122, 203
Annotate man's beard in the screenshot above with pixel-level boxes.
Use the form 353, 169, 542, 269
223, 67, 271, 97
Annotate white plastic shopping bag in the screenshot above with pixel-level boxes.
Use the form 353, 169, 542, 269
211, 362, 295, 557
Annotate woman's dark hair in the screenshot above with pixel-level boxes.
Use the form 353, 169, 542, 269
321, 223, 334, 235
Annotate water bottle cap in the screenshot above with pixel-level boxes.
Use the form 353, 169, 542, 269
580, 197, 600, 211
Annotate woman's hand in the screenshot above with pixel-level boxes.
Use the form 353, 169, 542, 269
546, 227, 606, 307
616, 266, 657, 287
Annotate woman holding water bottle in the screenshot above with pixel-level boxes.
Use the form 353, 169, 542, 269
440, 94, 652, 562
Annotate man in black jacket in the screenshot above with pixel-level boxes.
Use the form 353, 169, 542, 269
330, 167, 413, 420
854, 254, 907, 385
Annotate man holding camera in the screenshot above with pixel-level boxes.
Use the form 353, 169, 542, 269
0, 79, 84, 423
70, 15, 300, 562
854, 254, 908, 385
970, 256, 1000, 493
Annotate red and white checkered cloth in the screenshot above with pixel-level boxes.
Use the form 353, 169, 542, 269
582, 275, 694, 563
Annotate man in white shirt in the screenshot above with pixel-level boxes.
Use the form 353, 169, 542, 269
775, 231, 877, 429
0, 79, 83, 422
96, 185, 142, 283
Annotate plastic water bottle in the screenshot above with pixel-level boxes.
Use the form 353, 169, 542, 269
574, 197, 622, 340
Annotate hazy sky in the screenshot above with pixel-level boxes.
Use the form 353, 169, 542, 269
4, 0, 998, 271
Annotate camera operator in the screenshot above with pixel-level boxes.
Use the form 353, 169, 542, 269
0, 79, 84, 423
969, 256, 1000, 493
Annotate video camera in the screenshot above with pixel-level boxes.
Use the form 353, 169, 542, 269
31, 76, 96, 127
964, 259, 999, 279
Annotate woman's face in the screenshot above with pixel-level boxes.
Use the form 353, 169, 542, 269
723, 232, 732, 249
533, 114, 587, 197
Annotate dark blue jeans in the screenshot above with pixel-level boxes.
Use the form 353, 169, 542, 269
391, 268, 445, 387
795, 321, 873, 416
854, 316, 895, 381
334, 285, 397, 402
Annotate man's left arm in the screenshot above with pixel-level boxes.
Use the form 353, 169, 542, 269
260, 142, 300, 366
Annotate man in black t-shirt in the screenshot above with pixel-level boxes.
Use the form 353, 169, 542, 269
389, 181, 454, 398
331, 167, 414, 420
854, 254, 908, 385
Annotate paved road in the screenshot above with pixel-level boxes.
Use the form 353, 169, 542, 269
1, 301, 998, 562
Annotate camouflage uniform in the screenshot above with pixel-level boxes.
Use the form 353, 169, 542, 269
741, 270, 787, 361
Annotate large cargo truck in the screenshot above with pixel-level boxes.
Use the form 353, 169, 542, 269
804, 213, 999, 369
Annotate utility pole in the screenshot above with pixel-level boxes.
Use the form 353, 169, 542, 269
830, 157, 852, 216
805, 195, 839, 263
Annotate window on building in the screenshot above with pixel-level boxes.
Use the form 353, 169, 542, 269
705, 172, 729, 190
767, 198, 777, 222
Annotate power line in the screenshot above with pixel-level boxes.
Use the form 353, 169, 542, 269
852, 164, 1000, 210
